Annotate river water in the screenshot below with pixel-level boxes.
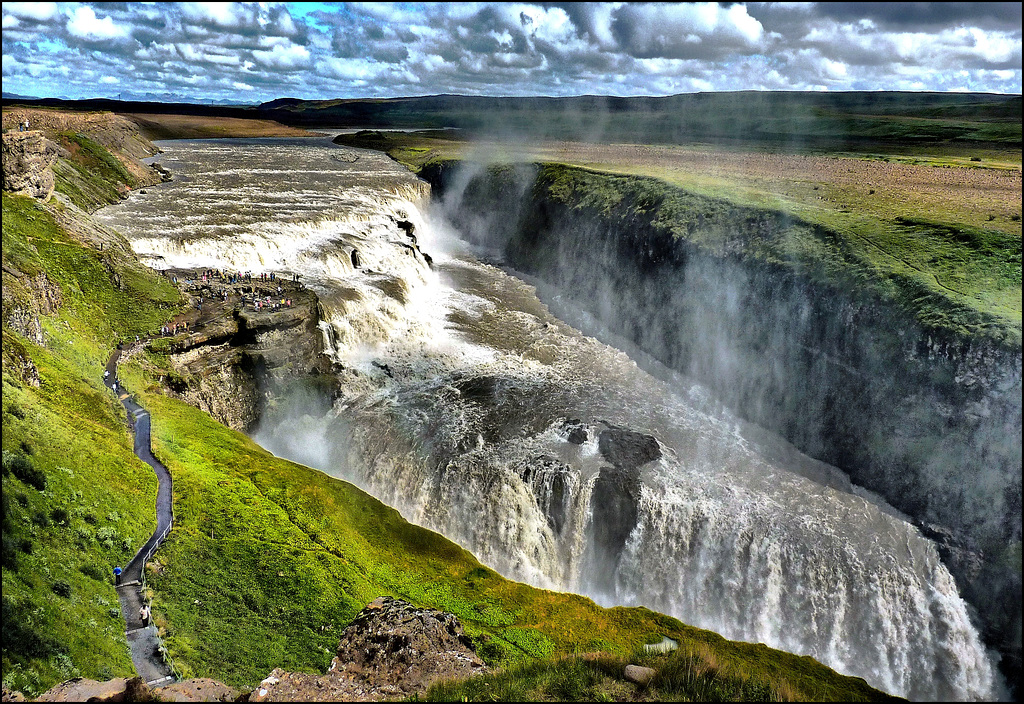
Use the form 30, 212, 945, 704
95, 137, 997, 701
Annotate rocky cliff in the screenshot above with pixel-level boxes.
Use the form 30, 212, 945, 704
2, 132, 58, 200
152, 270, 333, 433
421, 159, 1023, 687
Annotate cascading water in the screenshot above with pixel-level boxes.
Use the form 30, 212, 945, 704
96, 137, 998, 701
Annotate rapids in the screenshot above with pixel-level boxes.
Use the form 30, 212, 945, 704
95, 137, 998, 701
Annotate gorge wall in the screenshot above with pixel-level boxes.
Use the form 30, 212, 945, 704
420, 159, 1023, 686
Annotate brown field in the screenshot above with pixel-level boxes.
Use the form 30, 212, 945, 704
499, 140, 1023, 238
117, 113, 318, 140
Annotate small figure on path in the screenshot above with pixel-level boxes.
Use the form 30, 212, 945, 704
140, 603, 151, 626
114, 566, 122, 585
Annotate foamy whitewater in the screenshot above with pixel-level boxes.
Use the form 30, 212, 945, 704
95, 137, 997, 701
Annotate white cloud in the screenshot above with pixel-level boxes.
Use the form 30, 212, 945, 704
0, 2, 1020, 102
316, 57, 386, 81
175, 44, 241, 66
3, 2, 57, 22
180, 2, 246, 28
100, 75, 119, 84
66, 6, 129, 40
252, 42, 311, 70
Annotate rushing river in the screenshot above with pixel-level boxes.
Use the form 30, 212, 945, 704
96, 137, 997, 701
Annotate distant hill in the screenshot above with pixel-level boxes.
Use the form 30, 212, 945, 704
4, 91, 1020, 149
254, 91, 1023, 148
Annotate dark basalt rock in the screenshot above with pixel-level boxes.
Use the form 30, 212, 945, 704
585, 425, 663, 592
597, 424, 662, 470
560, 418, 588, 444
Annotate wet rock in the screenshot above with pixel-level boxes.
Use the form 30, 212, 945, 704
396, 220, 416, 238
597, 425, 661, 470
2, 131, 58, 200
585, 425, 662, 591
520, 454, 573, 535
560, 418, 589, 444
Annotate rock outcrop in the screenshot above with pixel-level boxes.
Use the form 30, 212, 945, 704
157, 270, 333, 432
2, 132, 58, 200
249, 597, 487, 702
19, 676, 238, 702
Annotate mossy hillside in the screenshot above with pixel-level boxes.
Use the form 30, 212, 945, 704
112, 356, 890, 701
531, 163, 1021, 346
425, 644, 900, 702
3, 193, 180, 379
51, 131, 139, 212
2, 186, 182, 695
1, 351, 159, 695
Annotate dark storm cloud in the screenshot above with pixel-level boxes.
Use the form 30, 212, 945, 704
1, 2, 1020, 101
814, 2, 1022, 30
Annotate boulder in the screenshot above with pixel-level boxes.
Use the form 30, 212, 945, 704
32, 677, 131, 702
331, 596, 486, 691
154, 677, 240, 702
249, 597, 487, 701
2, 131, 58, 200
624, 664, 657, 686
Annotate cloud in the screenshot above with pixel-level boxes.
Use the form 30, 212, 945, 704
3, 2, 58, 22
0, 2, 1019, 102
252, 42, 311, 70
66, 5, 130, 41
611, 2, 765, 59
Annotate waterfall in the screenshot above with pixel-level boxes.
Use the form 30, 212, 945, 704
97, 138, 999, 701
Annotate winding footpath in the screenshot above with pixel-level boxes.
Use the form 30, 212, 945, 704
104, 346, 176, 687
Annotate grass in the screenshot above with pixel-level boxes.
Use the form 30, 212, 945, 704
2, 136, 183, 695
533, 163, 1021, 344
51, 131, 138, 212
422, 642, 898, 702
1, 191, 178, 695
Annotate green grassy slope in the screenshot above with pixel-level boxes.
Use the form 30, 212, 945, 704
1, 192, 180, 695
534, 163, 1022, 345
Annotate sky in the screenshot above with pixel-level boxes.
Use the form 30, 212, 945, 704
2, 2, 1021, 104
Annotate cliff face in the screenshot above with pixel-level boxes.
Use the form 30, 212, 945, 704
2, 132, 58, 200
155, 270, 332, 433
422, 160, 1022, 681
